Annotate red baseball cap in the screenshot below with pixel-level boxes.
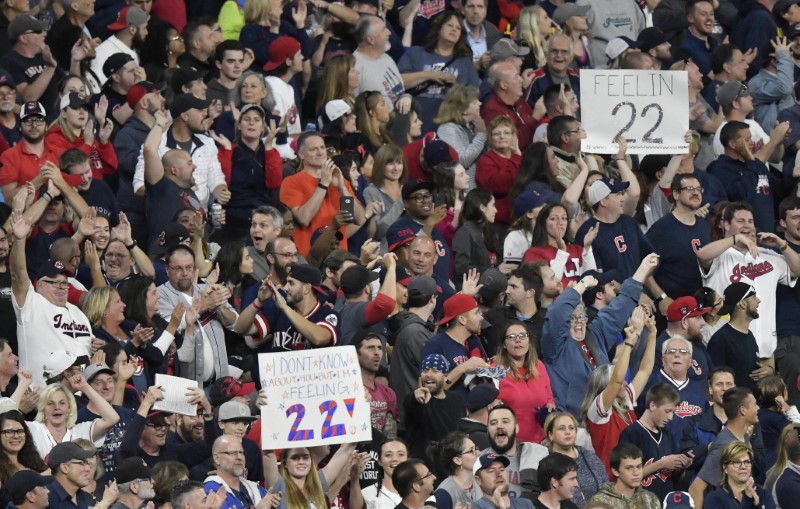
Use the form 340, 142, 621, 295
666, 296, 712, 322
263, 36, 302, 72
437, 294, 478, 325
126, 81, 165, 109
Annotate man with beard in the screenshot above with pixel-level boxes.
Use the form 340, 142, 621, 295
203, 435, 272, 509
618, 384, 692, 500
46, 442, 96, 509
109, 457, 156, 509
240, 236, 301, 310
482, 405, 548, 499
0, 102, 59, 201
420, 294, 487, 398
113, 80, 167, 245
403, 354, 466, 459
637, 27, 672, 70
319, 249, 358, 305
142, 109, 206, 250
697, 201, 800, 362
157, 245, 235, 385
91, 7, 148, 85
708, 282, 766, 391
119, 385, 216, 468
472, 454, 531, 509
234, 264, 340, 352
653, 296, 713, 383
0, 70, 19, 147
485, 266, 544, 357
527, 262, 561, 310
95, 54, 147, 133
638, 336, 709, 443
247, 205, 283, 281
177, 18, 223, 78
646, 174, 712, 302
170, 412, 206, 444
190, 401, 263, 484
77, 362, 136, 482
358, 332, 398, 437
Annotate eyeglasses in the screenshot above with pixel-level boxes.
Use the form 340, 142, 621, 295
21, 117, 45, 126
570, 315, 588, 323
39, 279, 70, 289
727, 459, 752, 468
145, 422, 169, 430
666, 348, 690, 355
0, 90, 16, 99
491, 130, 513, 137
105, 252, 129, 259
168, 265, 195, 274
504, 332, 529, 342
218, 450, 246, 456
549, 48, 570, 55
270, 252, 298, 259
0, 429, 24, 437
168, 35, 183, 42
414, 471, 435, 483
410, 193, 434, 203
676, 186, 704, 194
67, 460, 91, 467
460, 447, 479, 456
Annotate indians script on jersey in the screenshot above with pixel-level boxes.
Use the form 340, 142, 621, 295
53, 313, 91, 338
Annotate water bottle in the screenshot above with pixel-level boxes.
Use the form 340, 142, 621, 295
211, 203, 223, 230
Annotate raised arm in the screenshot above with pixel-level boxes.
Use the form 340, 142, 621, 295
631, 314, 658, 397
9, 209, 32, 307
42, 163, 90, 218
71, 374, 120, 440
320, 442, 357, 482
600, 318, 643, 413
144, 111, 170, 186
696, 234, 757, 268
112, 212, 155, 277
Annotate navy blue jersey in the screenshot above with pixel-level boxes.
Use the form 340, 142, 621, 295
708, 323, 760, 392
420, 331, 487, 398
77, 404, 135, 482
618, 421, 681, 500
575, 215, 653, 283
776, 241, 800, 337
389, 214, 452, 284
244, 290, 340, 352
646, 213, 711, 299
638, 369, 709, 444
653, 331, 713, 384
707, 155, 776, 233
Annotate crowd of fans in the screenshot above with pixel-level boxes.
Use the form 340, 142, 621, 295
5, 0, 800, 509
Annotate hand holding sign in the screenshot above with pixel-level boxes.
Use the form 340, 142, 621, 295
580, 70, 689, 154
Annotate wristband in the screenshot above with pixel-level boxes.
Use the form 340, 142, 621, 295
125, 240, 137, 250
317, 183, 328, 191
654, 293, 667, 303
252, 299, 262, 309
733, 234, 737, 246
624, 342, 636, 348
43, 192, 52, 202
781, 242, 789, 252
156, 124, 166, 129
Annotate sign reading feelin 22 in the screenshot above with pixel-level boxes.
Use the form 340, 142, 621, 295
580, 70, 690, 155
259, 346, 372, 449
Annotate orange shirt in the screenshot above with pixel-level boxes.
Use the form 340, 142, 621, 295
279, 170, 354, 256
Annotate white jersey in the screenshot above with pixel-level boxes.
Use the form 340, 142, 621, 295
700, 246, 795, 356
26, 420, 104, 461
13, 283, 92, 388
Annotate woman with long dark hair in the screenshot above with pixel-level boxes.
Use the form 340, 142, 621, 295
0, 411, 49, 488
452, 189, 514, 283
431, 433, 480, 509
317, 54, 359, 113
140, 22, 185, 83
397, 11, 480, 132
433, 161, 469, 249
357, 439, 408, 509
213, 241, 257, 311
492, 321, 554, 443
522, 202, 598, 287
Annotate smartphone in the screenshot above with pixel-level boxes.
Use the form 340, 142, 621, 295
340, 196, 354, 218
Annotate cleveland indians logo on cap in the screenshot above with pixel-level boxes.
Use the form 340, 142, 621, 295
54, 260, 65, 269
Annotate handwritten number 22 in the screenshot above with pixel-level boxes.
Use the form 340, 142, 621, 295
611, 102, 664, 144
286, 400, 346, 441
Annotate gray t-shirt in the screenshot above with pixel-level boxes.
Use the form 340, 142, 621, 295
354, 50, 405, 110
698, 427, 751, 487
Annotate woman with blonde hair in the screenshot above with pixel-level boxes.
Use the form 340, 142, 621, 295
264, 442, 357, 509
152, 461, 190, 509
240, 0, 310, 70
46, 93, 117, 182
80, 286, 166, 393
517, 6, 555, 69
317, 54, 359, 113
435, 84, 486, 189
363, 144, 408, 244
19, 373, 119, 460
355, 91, 393, 154
704, 441, 774, 508
541, 412, 607, 507
492, 320, 555, 443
